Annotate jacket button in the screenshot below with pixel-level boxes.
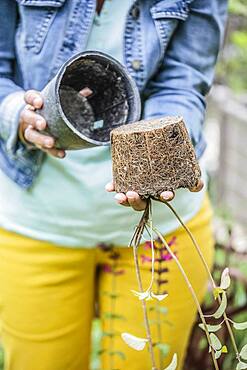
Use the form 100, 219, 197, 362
132, 60, 141, 71
131, 6, 140, 19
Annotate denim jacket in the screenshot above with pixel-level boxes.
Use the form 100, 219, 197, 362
0, 0, 227, 188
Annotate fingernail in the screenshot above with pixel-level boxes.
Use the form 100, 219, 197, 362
105, 183, 112, 191
33, 97, 42, 107
161, 191, 173, 200
126, 191, 136, 199
114, 194, 124, 202
36, 119, 45, 130
45, 139, 52, 148
58, 151, 64, 158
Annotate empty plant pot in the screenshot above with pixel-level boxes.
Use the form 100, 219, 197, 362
111, 116, 202, 199
38, 51, 141, 150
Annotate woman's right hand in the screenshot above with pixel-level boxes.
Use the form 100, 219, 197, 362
19, 90, 66, 158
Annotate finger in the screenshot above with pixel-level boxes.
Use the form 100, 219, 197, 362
24, 127, 54, 149
114, 193, 130, 207
24, 90, 43, 109
79, 87, 93, 97
43, 148, 66, 158
160, 190, 175, 202
20, 109, 46, 130
126, 191, 147, 211
189, 179, 204, 192
25, 104, 35, 111
105, 182, 115, 192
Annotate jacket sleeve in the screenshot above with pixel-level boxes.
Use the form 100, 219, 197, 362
143, 0, 228, 158
0, 0, 26, 156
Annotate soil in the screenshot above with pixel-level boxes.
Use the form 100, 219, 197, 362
111, 116, 202, 199
59, 59, 129, 143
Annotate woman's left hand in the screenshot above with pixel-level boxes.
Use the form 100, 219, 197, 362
105, 180, 204, 211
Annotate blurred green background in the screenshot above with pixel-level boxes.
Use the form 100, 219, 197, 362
217, 0, 247, 91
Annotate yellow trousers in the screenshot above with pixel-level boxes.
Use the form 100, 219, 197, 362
0, 197, 214, 370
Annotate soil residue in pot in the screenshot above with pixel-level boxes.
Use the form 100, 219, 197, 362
59, 59, 129, 143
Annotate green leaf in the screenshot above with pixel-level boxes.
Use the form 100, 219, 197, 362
233, 321, 247, 331
213, 292, 227, 319
213, 345, 228, 359
121, 332, 148, 351
236, 362, 247, 370
131, 289, 152, 301
213, 287, 224, 299
109, 351, 126, 360
220, 268, 231, 290
151, 292, 168, 301
156, 343, 170, 357
210, 333, 222, 351
215, 350, 222, 360
240, 344, 247, 361
199, 323, 222, 333
163, 353, 177, 370
131, 289, 168, 301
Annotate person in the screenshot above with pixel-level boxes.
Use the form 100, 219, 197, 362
0, 1, 227, 369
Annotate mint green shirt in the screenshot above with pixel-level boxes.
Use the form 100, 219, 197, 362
0, 0, 206, 247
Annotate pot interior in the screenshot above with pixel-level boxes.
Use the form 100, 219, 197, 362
59, 55, 129, 143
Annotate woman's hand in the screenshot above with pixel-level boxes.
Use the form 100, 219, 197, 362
19, 90, 66, 158
105, 180, 204, 211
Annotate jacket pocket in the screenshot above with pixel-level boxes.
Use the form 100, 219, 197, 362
16, 0, 66, 54
150, 0, 192, 57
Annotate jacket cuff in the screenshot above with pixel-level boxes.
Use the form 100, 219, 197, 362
0, 90, 26, 155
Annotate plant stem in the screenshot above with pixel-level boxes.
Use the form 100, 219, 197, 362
151, 226, 219, 370
164, 201, 214, 284
156, 249, 164, 369
163, 201, 240, 361
131, 200, 157, 370
144, 212, 164, 368
109, 258, 117, 370
147, 203, 155, 293
133, 244, 157, 370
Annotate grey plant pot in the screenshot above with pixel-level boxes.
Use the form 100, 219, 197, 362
38, 51, 141, 150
